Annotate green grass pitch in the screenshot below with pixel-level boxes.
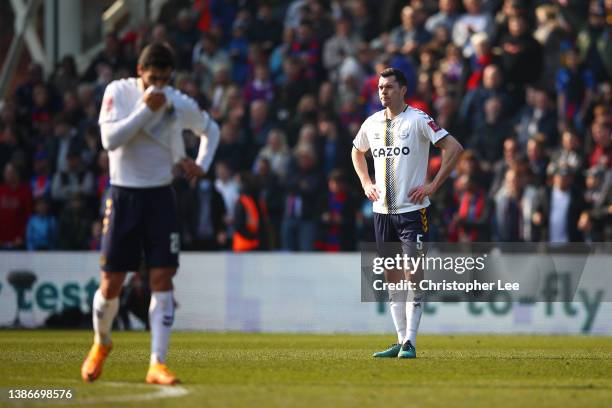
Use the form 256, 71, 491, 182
1, 331, 611, 407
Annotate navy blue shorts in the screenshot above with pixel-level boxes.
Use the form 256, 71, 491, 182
373, 208, 429, 257
100, 185, 180, 272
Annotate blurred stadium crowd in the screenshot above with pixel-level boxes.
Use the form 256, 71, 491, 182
0, 0, 610, 252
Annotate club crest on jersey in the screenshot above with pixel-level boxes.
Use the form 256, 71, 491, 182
427, 120, 441, 132
372, 146, 410, 158
398, 129, 410, 139
104, 96, 113, 113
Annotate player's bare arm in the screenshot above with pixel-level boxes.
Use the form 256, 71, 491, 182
351, 147, 380, 201
408, 135, 463, 204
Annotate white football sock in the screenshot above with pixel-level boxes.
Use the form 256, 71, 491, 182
93, 289, 119, 346
388, 289, 407, 344
149, 291, 174, 365
405, 290, 424, 346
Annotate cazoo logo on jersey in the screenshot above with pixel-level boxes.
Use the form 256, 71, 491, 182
372, 146, 410, 158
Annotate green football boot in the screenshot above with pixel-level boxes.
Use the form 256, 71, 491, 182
372, 344, 402, 358
397, 340, 416, 359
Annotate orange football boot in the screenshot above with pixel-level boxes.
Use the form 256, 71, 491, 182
146, 363, 180, 385
81, 342, 112, 382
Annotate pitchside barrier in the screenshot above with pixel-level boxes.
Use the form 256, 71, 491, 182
0, 251, 610, 335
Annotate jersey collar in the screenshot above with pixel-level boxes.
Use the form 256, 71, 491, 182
384, 104, 408, 121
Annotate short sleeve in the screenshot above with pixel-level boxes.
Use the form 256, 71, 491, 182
171, 90, 209, 134
99, 82, 125, 124
416, 111, 448, 145
352, 122, 370, 152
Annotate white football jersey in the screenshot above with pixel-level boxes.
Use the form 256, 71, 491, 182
99, 78, 213, 188
353, 106, 448, 214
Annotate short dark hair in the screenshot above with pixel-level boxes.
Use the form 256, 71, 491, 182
380, 68, 408, 89
329, 169, 347, 184
138, 42, 175, 70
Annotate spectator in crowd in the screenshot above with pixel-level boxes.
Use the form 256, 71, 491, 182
493, 167, 542, 242
254, 157, 285, 249
526, 133, 550, 186
214, 161, 240, 231
450, 174, 490, 242
52, 55, 80, 93
189, 175, 228, 251
170, 9, 200, 70
89, 219, 103, 250
465, 32, 495, 91
588, 117, 611, 168
215, 123, 246, 171
490, 137, 520, 196
425, 0, 460, 35
534, 166, 584, 243
51, 146, 95, 207
493, 0, 530, 44
549, 127, 584, 174
95, 150, 111, 213
243, 64, 275, 104
57, 193, 92, 250
316, 114, 350, 178
233, 172, 268, 251
275, 56, 316, 121
339, 97, 363, 137
81, 124, 101, 169
30, 151, 53, 199
62, 90, 85, 127
533, 4, 565, 92
452, 0, 495, 58
438, 43, 466, 90
434, 94, 464, 144
30, 85, 55, 134
83, 32, 130, 82
576, 0, 610, 83
192, 33, 230, 94
248, 99, 275, 149
26, 197, 58, 250
0, 162, 32, 249
499, 14, 543, 92
307, 0, 335, 43
315, 169, 356, 251
282, 144, 322, 251
578, 166, 612, 241
0, 125, 26, 177
254, 128, 291, 181
47, 114, 81, 173
249, 3, 283, 54
387, 5, 432, 60
460, 64, 510, 135
286, 94, 318, 145
556, 47, 595, 131
227, 19, 250, 86
323, 14, 359, 82
288, 18, 323, 81
210, 77, 239, 122
515, 86, 558, 149
349, 0, 378, 42
467, 96, 513, 171
14, 63, 62, 121
336, 42, 370, 106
